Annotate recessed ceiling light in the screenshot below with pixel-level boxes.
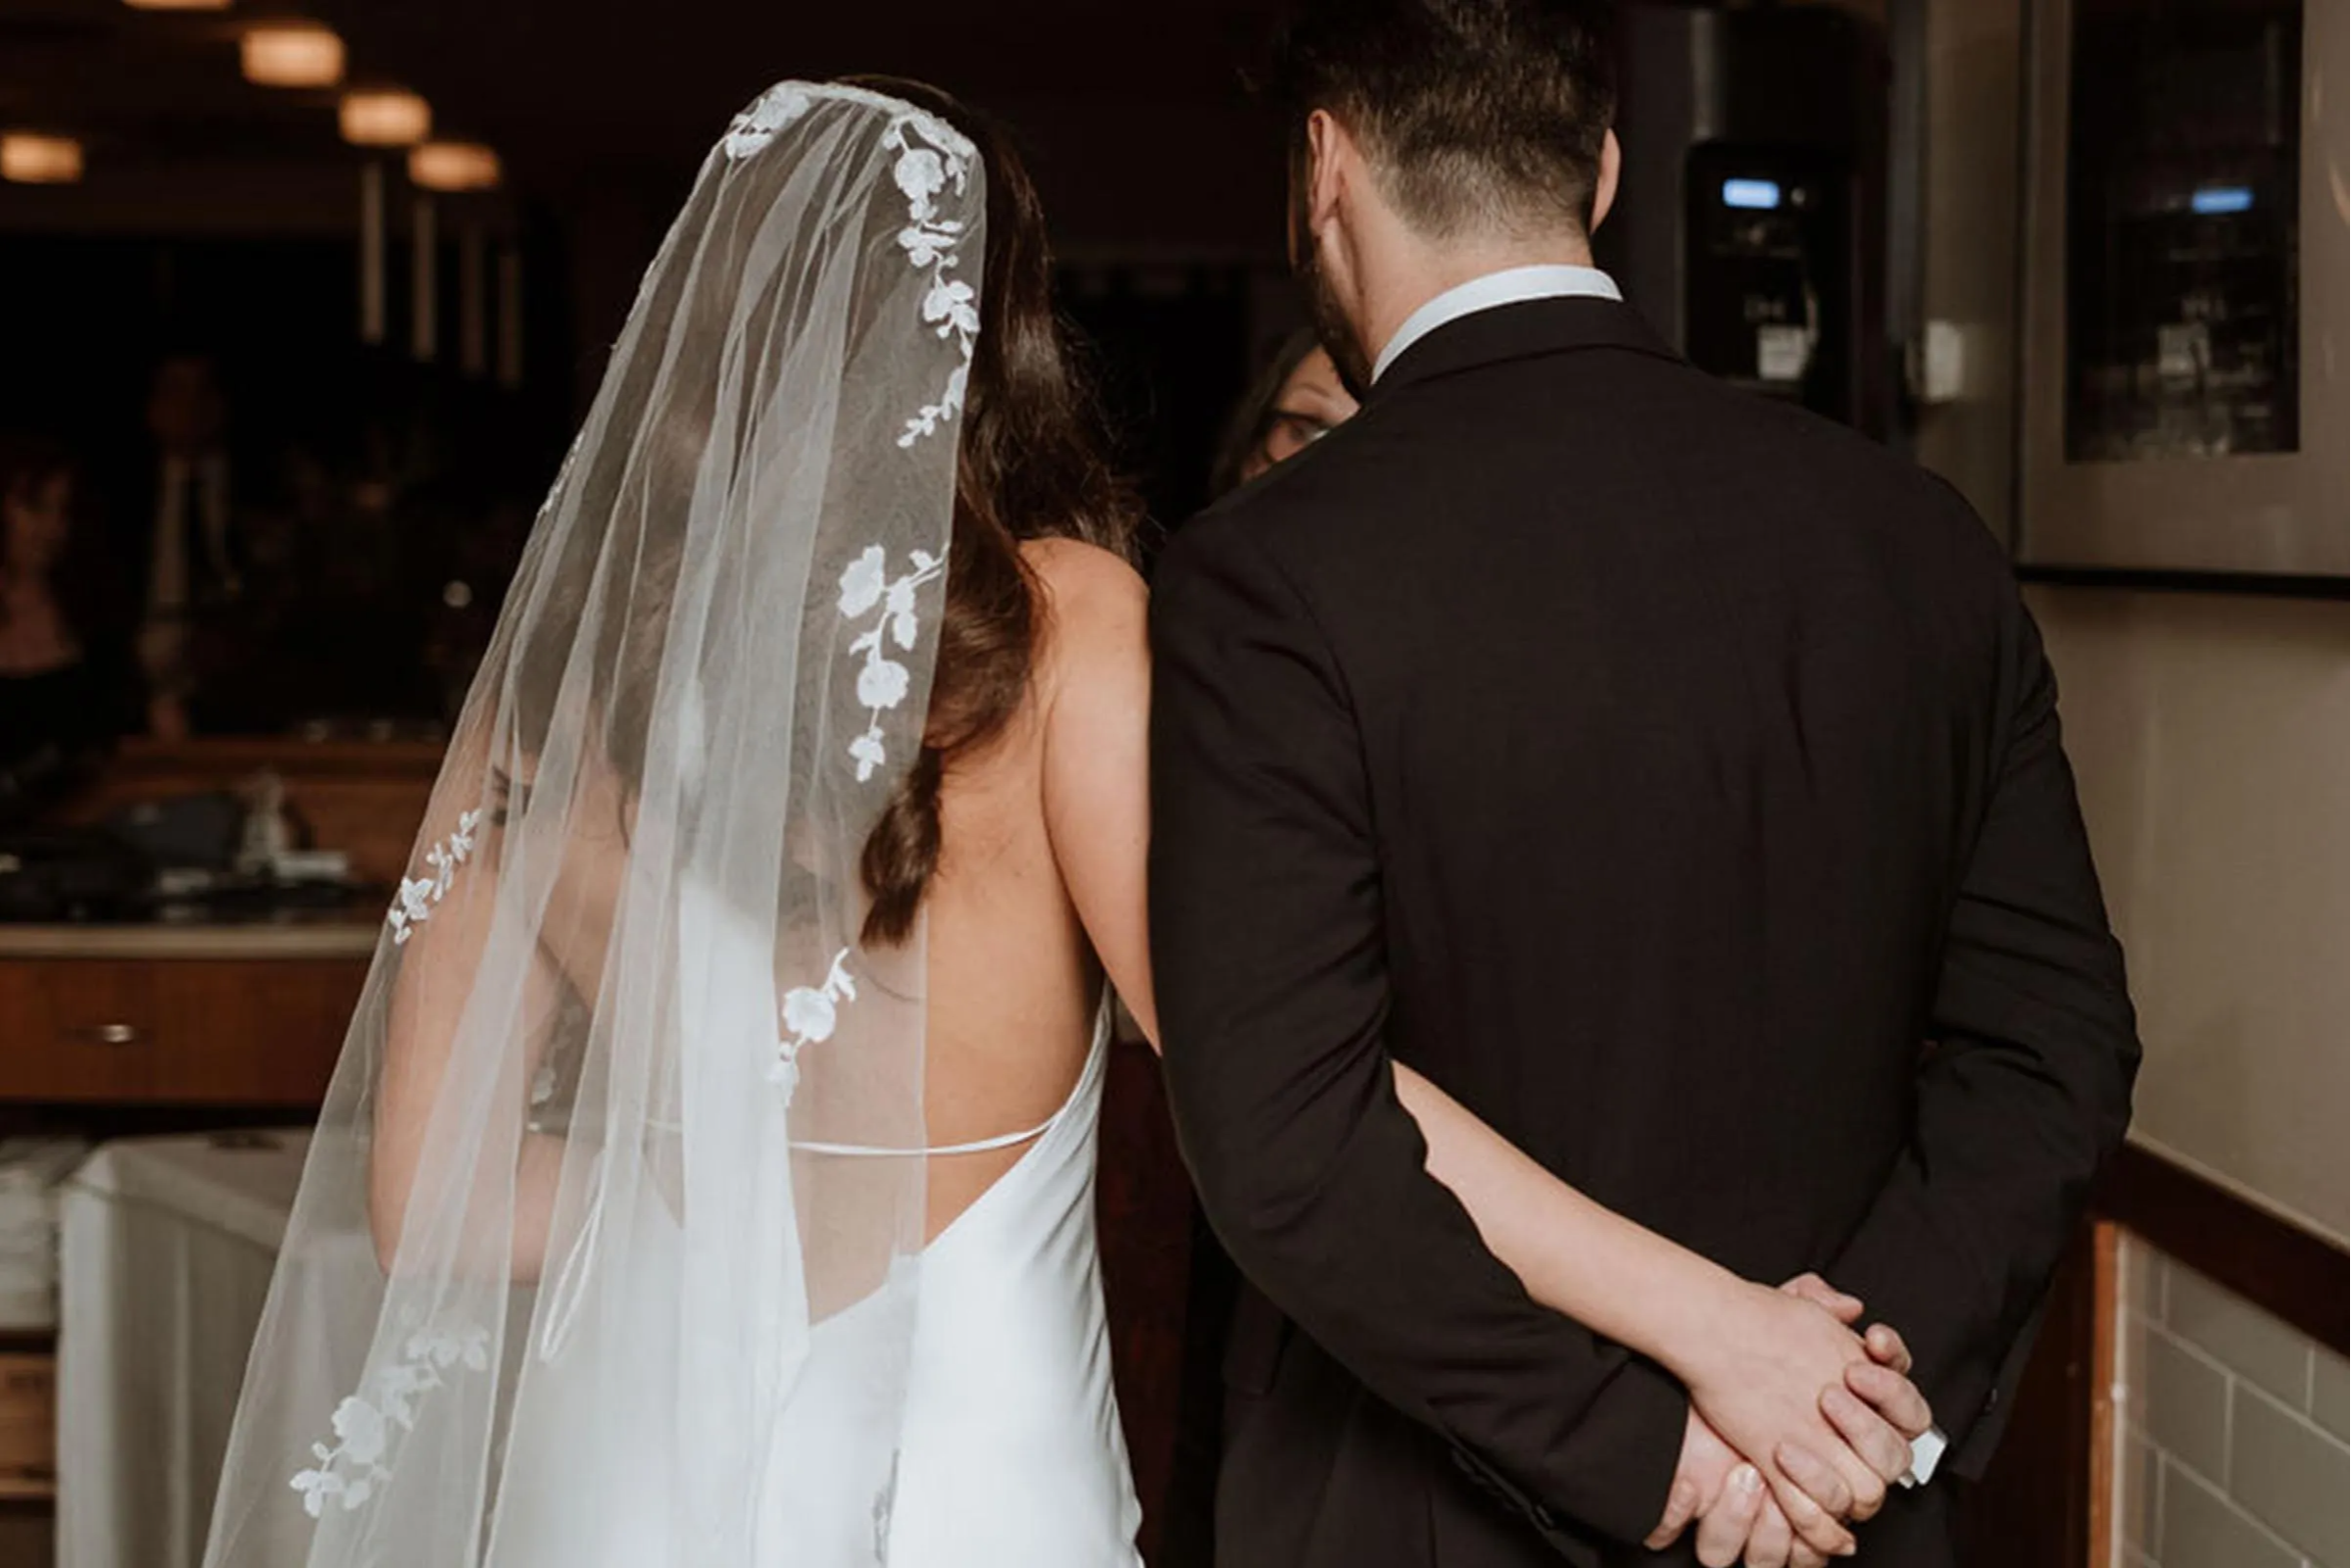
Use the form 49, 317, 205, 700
242, 24, 345, 89
1, 134, 84, 185
409, 141, 501, 193
340, 89, 431, 149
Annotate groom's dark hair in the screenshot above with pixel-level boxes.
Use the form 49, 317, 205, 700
1267, 0, 1618, 239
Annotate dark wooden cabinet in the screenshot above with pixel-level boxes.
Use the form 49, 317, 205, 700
0, 953, 367, 1107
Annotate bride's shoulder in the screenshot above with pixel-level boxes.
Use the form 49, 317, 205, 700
1020, 535, 1148, 703
1021, 536, 1147, 645
1021, 534, 1145, 602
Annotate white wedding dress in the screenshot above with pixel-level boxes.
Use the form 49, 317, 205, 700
485, 977, 1144, 1567
864, 1010, 1144, 1565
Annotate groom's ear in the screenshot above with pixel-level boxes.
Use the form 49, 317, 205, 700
1590, 128, 1623, 235
1303, 109, 1351, 240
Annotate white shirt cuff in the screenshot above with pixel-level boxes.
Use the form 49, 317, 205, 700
1900, 1425, 1949, 1489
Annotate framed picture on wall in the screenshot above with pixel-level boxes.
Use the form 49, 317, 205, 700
2017, 0, 2346, 590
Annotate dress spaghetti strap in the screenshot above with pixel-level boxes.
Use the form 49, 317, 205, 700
793, 996, 1113, 1159
791, 1113, 1061, 1159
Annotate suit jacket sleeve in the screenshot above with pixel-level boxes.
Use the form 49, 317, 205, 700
1829, 588, 2139, 1474
1149, 518, 1688, 1551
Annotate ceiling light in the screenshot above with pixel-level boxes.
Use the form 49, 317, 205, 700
409, 141, 501, 193
340, 89, 431, 148
122, 0, 231, 11
1, 134, 83, 185
242, 24, 345, 89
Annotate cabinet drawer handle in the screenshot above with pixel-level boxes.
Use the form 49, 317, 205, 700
78, 1024, 140, 1047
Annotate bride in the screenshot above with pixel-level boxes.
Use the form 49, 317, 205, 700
203, 79, 1927, 1568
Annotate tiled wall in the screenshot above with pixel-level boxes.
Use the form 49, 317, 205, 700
2117, 1234, 2349, 1568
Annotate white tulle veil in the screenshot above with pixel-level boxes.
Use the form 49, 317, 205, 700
202, 81, 984, 1566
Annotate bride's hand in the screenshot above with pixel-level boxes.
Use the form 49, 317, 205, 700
1781, 1273, 1936, 1494
1659, 1275, 1921, 1553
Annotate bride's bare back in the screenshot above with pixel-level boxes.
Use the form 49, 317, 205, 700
919, 536, 1154, 1238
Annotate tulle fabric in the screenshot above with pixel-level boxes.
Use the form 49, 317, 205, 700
201, 82, 984, 1567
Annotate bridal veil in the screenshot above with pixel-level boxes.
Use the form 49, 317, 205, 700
202, 81, 983, 1566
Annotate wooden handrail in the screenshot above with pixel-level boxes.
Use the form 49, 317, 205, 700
2096, 1143, 2347, 1354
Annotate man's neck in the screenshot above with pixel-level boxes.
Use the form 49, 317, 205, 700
1360, 238, 1598, 375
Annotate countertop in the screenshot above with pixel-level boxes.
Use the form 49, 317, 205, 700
0, 921, 382, 961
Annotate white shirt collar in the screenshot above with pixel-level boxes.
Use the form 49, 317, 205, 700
1370, 264, 1622, 383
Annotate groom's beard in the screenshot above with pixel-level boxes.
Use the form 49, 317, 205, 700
1292, 194, 1374, 400
1302, 254, 1373, 403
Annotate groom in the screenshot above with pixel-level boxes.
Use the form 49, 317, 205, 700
1149, 2, 2140, 1564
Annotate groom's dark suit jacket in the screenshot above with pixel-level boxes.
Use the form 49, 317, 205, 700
1149, 297, 2138, 1567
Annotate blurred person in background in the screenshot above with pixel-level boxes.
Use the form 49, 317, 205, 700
1210, 328, 1361, 495
0, 436, 132, 822
126, 350, 249, 739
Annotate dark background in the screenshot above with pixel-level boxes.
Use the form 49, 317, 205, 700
0, 0, 1308, 535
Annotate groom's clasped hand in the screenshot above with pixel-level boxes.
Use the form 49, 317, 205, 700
1646, 1275, 1935, 1567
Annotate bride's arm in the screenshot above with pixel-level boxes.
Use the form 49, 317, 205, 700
1032, 541, 1924, 1535
372, 753, 600, 1285
1032, 541, 1752, 1366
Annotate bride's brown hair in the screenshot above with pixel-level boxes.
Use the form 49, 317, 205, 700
843, 78, 1140, 945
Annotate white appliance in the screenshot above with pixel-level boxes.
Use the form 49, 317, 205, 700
57, 1131, 311, 1568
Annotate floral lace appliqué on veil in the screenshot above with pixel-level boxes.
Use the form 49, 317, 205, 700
716, 82, 979, 450
836, 543, 948, 782
885, 112, 979, 449
765, 535, 944, 1102
772, 948, 857, 1107
290, 1325, 491, 1518
385, 808, 483, 946
720, 82, 813, 161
